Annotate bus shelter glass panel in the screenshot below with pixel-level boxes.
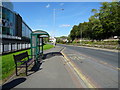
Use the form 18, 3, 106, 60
31, 35, 37, 60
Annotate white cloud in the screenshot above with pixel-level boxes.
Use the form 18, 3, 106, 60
46, 4, 50, 8
60, 3, 64, 6
59, 24, 71, 27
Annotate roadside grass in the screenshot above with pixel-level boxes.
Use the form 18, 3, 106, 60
1, 44, 54, 81
71, 40, 118, 45
43, 44, 54, 50
64, 40, 119, 50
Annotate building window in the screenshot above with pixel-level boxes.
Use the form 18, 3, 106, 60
2, 7, 15, 36
22, 22, 32, 39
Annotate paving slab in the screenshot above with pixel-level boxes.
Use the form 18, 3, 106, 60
2, 46, 79, 89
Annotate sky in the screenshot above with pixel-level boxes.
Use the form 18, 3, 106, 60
12, 2, 102, 37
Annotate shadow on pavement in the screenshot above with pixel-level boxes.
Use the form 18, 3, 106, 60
27, 52, 63, 75
27, 61, 43, 76
30, 61, 43, 72
42, 52, 63, 60
2, 78, 26, 90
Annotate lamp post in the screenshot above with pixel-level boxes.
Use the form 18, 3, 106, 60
80, 28, 82, 45
52, 8, 64, 38
53, 8, 55, 38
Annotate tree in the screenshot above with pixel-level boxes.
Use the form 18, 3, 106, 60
70, 25, 79, 41
69, 2, 120, 41
99, 2, 119, 38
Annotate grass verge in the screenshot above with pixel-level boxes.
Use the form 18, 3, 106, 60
1, 44, 54, 82
65, 40, 119, 50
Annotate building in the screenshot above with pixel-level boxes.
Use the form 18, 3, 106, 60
2, 1, 13, 11
0, 2, 32, 54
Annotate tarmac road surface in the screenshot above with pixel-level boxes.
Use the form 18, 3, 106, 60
59, 44, 119, 88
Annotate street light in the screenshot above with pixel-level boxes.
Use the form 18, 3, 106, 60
80, 27, 82, 45
52, 8, 64, 38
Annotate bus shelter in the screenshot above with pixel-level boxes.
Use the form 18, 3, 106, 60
30, 30, 49, 64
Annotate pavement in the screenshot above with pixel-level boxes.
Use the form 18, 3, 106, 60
2, 46, 82, 89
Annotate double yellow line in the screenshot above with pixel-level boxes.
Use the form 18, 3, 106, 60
61, 50, 96, 88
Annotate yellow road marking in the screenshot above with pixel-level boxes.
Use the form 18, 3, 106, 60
100, 61, 108, 65
61, 51, 96, 88
116, 68, 120, 70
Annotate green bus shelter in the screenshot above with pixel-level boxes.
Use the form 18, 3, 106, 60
30, 30, 49, 64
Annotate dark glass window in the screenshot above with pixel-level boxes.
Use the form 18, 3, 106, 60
22, 22, 32, 39
2, 7, 15, 36
2, 27, 9, 35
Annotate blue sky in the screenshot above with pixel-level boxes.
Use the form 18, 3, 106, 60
13, 2, 102, 37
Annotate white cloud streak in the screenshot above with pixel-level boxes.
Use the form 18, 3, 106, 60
60, 3, 64, 6
46, 4, 50, 8
59, 24, 71, 27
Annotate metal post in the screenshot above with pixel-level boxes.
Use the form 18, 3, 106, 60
80, 27, 82, 45
17, 43, 18, 50
21, 43, 22, 50
39, 38, 40, 54
30, 33, 32, 58
42, 38, 43, 54
11, 43, 12, 52
3, 44, 4, 52
8, 43, 10, 52
53, 8, 56, 38
35, 35, 38, 64
53, 8, 64, 37
27, 43, 29, 48
25, 43, 26, 49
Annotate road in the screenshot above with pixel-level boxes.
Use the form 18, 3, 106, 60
58, 44, 119, 88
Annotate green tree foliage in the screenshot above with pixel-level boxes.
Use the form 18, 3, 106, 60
69, 2, 119, 41
56, 36, 68, 43
70, 25, 79, 41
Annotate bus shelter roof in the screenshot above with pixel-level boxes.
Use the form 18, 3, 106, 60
31, 30, 49, 38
